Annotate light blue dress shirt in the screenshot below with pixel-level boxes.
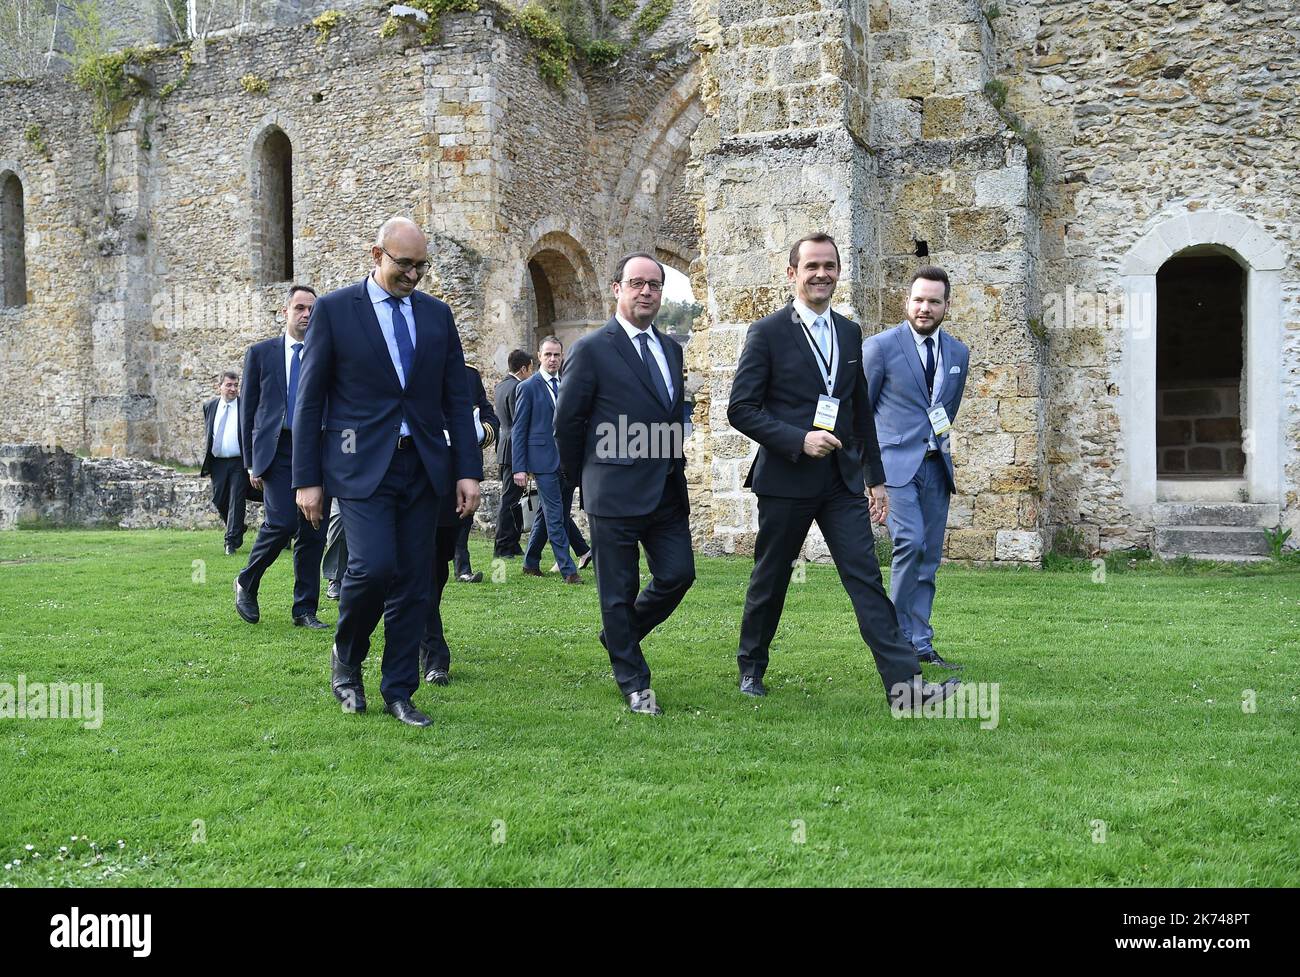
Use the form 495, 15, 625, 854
365, 274, 417, 436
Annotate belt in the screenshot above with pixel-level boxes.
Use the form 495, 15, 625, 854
396, 434, 414, 450
924, 449, 943, 459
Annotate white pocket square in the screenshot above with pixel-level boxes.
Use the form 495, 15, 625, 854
949, 366, 961, 374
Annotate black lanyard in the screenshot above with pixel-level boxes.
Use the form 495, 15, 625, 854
800, 317, 835, 383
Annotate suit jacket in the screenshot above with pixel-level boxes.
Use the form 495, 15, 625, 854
438, 365, 499, 526
511, 372, 563, 477
554, 318, 689, 519
291, 277, 483, 499
862, 322, 969, 491
493, 373, 521, 470
201, 395, 245, 477
240, 336, 297, 478
728, 302, 885, 498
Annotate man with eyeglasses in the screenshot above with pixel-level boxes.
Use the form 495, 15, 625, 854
291, 216, 482, 728
554, 252, 694, 716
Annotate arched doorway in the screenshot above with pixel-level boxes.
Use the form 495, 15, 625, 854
1155, 250, 1245, 478
522, 232, 602, 354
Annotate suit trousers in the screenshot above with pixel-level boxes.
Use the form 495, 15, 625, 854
737, 466, 919, 693
494, 465, 524, 556
524, 471, 577, 576
334, 447, 437, 704
321, 498, 347, 583
237, 431, 326, 618
588, 479, 695, 695
885, 453, 950, 654
420, 519, 462, 674
208, 455, 247, 548
528, 479, 590, 562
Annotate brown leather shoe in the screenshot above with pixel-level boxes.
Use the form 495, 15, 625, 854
563, 573, 583, 584
522, 566, 544, 577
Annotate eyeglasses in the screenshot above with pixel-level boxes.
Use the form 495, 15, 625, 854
620, 277, 664, 293
381, 247, 431, 276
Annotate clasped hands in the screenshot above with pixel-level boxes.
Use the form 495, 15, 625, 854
295, 479, 482, 530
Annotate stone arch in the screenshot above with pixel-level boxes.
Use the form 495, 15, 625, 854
520, 222, 604, 354
246, 114, 310, 285
1120, 210, 1286, 508
610, 64, 705, 265
0, 163, 28, 308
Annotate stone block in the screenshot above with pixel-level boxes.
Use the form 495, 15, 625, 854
1195, 417, 1241, 443
895, 60, 936, 99
974, 364, 1018, 397
973, 492, 1019, 529
974, 167, 1028, 208
870, 99, 922, 144
945, 208, 1008, 251
946, 528, 995, 560
995, 530, 1043, 562
998, 397, 1039, 432
989, 464, 1041, 492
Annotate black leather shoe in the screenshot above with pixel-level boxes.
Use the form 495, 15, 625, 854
330, 645, 366, 714
740, 674, 767, 697
326, 579, 340, 600
294, 613, 329, 630
384, 698, 432, 727
521, 566, 544, 577
917, 650, 963, 670
225, 543, 236, 556
577, 551, 594, 570
456, 571, 483, 583
626, 689, 662, 715
234, 578, 259, 624
888, 677, 962, 714
424, 668, 450, 686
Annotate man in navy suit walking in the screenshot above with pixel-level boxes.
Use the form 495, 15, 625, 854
233, 285, 329, 630
292, 217, 482, 728
863, 266, 969, 669
511, 337, 585, 584
554, 252, 694, 715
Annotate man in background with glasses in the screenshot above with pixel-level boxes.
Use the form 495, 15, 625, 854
555, 252, 694, 716
292, 216, 482, 728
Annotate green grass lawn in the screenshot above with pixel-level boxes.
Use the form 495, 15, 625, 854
1, 529, 1297, 887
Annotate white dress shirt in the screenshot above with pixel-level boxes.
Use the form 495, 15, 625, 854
792, 298, 839, 395
365, 274, 417, 436
282, 332, 305, 430
616, 313, 675, 402
213, 398, 241, 458
908, 322, 943, 449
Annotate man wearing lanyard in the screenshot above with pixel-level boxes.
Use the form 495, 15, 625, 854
863, 267, 969, 670
726, 233, 960, 712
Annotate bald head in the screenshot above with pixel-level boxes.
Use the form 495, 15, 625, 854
371, 216, 430, 299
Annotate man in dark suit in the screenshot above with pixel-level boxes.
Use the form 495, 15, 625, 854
201, 370, 249, 555
293, 217, 482, 728
726, 233, 960, 712
511, 337, 585, 584
420, 363, 499, 686
233, 285, 330, 630
554, 252, 694, 715
864, 266, 969, 670
492, 349, 532, 558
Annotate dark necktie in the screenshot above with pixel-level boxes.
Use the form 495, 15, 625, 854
550, 376, 559, 399
285, 342, 303, 429
924, 336, 936, 398
214, 402, 231, 451
385, 297, 414, 385
637, 332, 671, 409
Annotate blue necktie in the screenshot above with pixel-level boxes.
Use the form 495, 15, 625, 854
385, 297, 414, 385
285, 342, 303, 429
924, 337, 936, 397
813, 315, 830, 363
550, 376, 559, 399
637, 333, 671, 409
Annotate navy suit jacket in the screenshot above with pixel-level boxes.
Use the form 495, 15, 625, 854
862, 322, 969, 491
511, 372, 562, 477
554, 318, 689, 519
728, 302, 885, 498
240, 336, 295, 478
291, 277, 483, 499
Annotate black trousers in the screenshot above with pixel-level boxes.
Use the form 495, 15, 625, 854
334, 447, 437, 705
588, 479, 695, 696
420, 517, 463, 673
208, 455, 247, 549
237, 431, 326, 618
737, 467, 919, 693
493, 465, 524, 556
